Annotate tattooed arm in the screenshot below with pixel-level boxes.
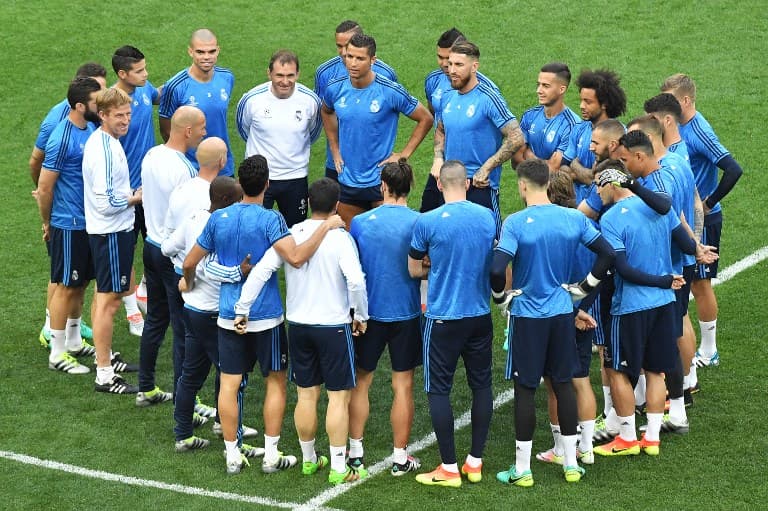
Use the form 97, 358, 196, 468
472, 119, 524, 188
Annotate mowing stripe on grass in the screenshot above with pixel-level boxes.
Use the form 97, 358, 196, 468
0, 450, 342, 511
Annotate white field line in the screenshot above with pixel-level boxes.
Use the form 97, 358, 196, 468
2, 248, 764, 510
0, 450, 341, 511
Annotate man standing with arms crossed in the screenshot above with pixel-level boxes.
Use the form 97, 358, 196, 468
160, 28, 234, 176
82, 87, 143, 394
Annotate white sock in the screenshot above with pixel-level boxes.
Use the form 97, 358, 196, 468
683, 372, 691, 390
465, 453, 482, 468
689, 362, 698, 388
561, 434, 578, 467
602, 386, 612, 415
605, 407, 620, 432
96, 365, 115, 384
578, 419, 595, 452
65, 317, 82, 351
634, 374, 646, 406
550, 423, 563, 455
264, 434, 280, 461
49, 329, 66, 360
668, 397, 687, 424
123, 293, 140, 317
299, 438, 316, 463
618, 414, 636, 442
698, 319, 717, 358
224, 440, 240, 464
515, 440, 532, 473
44, 309, 51, 331
348, 437, 364, 458
138, 275, 147, 296
393, 447, 407, 465
645, 412, 663, 442
441, 462, 459, 473
330, 445, 346, 472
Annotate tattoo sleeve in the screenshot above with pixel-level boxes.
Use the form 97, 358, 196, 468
482, 119, 524, 170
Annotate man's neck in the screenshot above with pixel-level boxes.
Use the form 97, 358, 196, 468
525, 190, 551, 206
164, 137, 187, 153
458, 76, 479, 94
663, 125, 683, 147
67, 110, 86, 129
350, 71, 375, 89
115, 80, 135, 95
544, 100, 565, 119
442, 189, 466, 203
640, 163, 660, 178
189, 65, 213, 83
590, 112, 609, 127
242, 194, 264, 206
310, 212, 331, 220
680, 106, 696, 125
197, 168, 219, 183
383, 196, 408, 206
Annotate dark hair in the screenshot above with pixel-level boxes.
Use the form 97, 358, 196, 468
209, 176, 240, 212
595, 158, 629, 176
540, 62, 571, 85
450, 40, 480, 59
335, 20, 361, 34
516, 158, 550, 187
619, 130, 654, 156
268, 49, 299, 72
348, 33, 376, 56
547, 171, 576, 208
75, 62, 106, 79
308, 178, 340, 214
238, 155, 270, 197
437, 28, 465, 48
593, 118, 626, 140
381, 158, 413, 198
627, 114, 663, 140
112, 46, 145, 74
576, 69, 627, 118
67, 77, 102, 109
644, 93, 683, 123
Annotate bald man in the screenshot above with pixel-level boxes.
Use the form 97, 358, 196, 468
159, 28, 235, 176
137, 106, 205, 407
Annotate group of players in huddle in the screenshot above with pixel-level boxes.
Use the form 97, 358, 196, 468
31, 20, 742, 486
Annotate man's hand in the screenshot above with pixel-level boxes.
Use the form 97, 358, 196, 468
234, 315, 249, 335
597, 168, 634, 188
575, 309, 597, 331
334, 155, 344, 175
493, 289, 522, 314
378, 152, 403, 167
430, 158, 443, 179
178, 277, 188, 293
128, 187, 143, 206
670, 274, 685, 290
472, 167, 490, 188
323, 214, 345, 230
239, 254, 252, 277
695, 243, 719, 265
352, 319, 367, 336
41, 223, 49, 242
702, 196, 712, 215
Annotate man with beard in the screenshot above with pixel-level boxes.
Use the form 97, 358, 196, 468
430, 40, 523, 236
36, 77, 103, 376
514, 62, 580, 172
160, 28, 234, 176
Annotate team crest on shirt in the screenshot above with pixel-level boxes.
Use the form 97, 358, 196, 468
295, 110, 303, 122
188, 96, 198, 107
71, 270, 79, 281
466, 104, 476, 117
370, 100, 380, 113
546, 130, 556, 143
142, 93, 151, 106
434, 89, 443, 101
220, 88, 228, 101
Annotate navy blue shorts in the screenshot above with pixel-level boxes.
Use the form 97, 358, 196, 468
355, 317, 422, 372
595, 274, 615, 346
288, 322, 356, 391
467, 185, 501, 239
263, 177, 309, 228
419, 174, 442, 213
696, 211, 721, 280
325, 167, 339, 182
423, 314, 492, 394
218, 324, 288, 377
675, 264, 696, 320
507, 313, 577, 388
339, 183, 383, 210
574, 318, 595, 379
133, 203, 147, 241
50, 227, 93, 287
89, 229, 135, 293
605, 302, 679, 383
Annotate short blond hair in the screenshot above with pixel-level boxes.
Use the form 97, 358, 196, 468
96, 87, 131, 114
661, 73, 696, 101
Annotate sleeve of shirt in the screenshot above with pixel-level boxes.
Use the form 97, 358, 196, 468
36, 116, 58, 152
42, 127, 64, 172
158, 78, 178, 119
579, 213, 602, 246
599, 215, 625, 252
267, 213, 291, 246
495, 216, 518, 257
556, 118, 577, 153
694, 123, 730, 165
235, 93, 251, 142
519, 111, 532, 144
584, 186, 603, 214
234, 248, 283, 316
203, 254, 243, 283
485, 89, 515, 130
149, 82, 159, 103
409, 217, 429, 255
391, 82, 418, 116
196, 214, 216, 253
161, 219, 187, 257
308, 92, 323, 144
562, 124, 582, 163
321, 82, 336, 112
338, 232, 369, 321
314, 67, 326, 96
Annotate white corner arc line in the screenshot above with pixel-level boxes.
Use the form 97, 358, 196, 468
0, 450, 341, 511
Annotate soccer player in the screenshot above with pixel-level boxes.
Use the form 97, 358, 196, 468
36, 77, 102, 375
314, 20, 398, 181
321, 33, 432, 228
82, 87, 143, 394
420, 27, 500, 213
236, 49, 321, 227
410, 161, 496, 488
514, 62, 581, 171
592, 164, 700, 458
348, 159, 423, 476
163, 176, 253, 453
112, 44, 160, 335
160, 28, 234, 176
661, 74, 744, 368
234, 178, 369, 485
429, 40, 523, 235
32, 62, 106, 349
492, 159, 614, 487
561, 69, 627, 204
137, 106, 206, 407
183, 155, 343, 475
